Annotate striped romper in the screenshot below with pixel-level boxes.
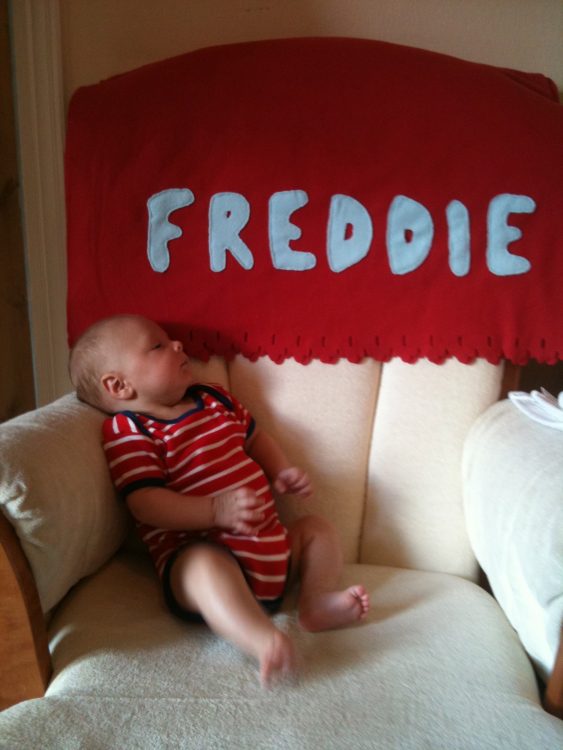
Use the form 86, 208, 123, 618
102, 384, 290, 602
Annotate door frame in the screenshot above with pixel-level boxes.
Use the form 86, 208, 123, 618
10, 0, 68, 404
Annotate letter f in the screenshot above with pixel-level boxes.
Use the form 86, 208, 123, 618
147, 189, 195, 272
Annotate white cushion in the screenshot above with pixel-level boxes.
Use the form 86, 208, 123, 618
230, 357, 502, 576
1, 553, 560, 749
463, 399, 563, 682
361, 358, 503, 578
0, 394, 129, 612
228, 355, 381, 562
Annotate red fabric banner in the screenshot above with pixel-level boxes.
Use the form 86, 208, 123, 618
66, 37, 563, 364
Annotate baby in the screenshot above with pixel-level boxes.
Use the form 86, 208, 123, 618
69, 314, 369, 685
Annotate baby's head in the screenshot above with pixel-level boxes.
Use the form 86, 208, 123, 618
69, 314, 192, 413
69, 315, 125, 411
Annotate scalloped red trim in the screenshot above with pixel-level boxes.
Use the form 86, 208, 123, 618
182, 330, 560, 366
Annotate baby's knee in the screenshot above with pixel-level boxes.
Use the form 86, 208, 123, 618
174, 542, 236, 576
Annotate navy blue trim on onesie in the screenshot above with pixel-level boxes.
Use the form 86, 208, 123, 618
119, 477, 166, 499
187, 384, 256, 440
188, 384, 235, 412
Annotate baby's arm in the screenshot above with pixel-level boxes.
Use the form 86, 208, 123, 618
126, 485, 265, 535
246, 427, 312, 498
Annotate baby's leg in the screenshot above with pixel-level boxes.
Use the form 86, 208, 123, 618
289, 516, 370, 632
169, 544, 295, 686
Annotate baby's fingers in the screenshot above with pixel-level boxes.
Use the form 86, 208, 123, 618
275, 468, 313, 497
294, 481, 313, 498
290, 472, 311, 491
274, 468, 299, 494
235, 490, 263, 510
234, 510, 264, 534
241, 506, 264, 523
233, 499, 264, 531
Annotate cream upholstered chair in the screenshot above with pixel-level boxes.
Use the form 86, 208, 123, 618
1, 37, 562, 748
0, 355, 562, 749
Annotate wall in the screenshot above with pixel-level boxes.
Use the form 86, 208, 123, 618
21, 0, 563, 400
60, 0, 563, 104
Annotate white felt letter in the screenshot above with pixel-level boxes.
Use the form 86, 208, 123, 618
487, 194, 534, 276
147, 189, 194, 273
209, 193, 254, 272
269, 190, 316, 271
327, 195, 373, 272
386, 195, 434, 275
446, 200, 471, 277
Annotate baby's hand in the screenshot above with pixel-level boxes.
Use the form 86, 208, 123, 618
212, 488, 264, 534
273, 467, 312, 499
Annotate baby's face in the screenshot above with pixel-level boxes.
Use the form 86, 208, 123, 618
107, 317, 194, 407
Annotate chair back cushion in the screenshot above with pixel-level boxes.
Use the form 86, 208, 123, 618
226, 356, 503, 577
0, 395, 129, 613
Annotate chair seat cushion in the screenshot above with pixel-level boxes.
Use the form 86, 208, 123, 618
1, 553, 561, 749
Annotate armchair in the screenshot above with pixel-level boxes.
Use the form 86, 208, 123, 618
0, 356, 561, 748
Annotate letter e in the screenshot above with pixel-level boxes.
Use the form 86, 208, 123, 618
487, 194, 534, 276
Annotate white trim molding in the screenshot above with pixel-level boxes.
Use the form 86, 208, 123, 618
10, 0, 70, 404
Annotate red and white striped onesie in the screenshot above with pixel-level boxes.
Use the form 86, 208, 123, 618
102, 384, 290, 601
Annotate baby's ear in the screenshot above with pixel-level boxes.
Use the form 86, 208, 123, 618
101, 372, 134, 401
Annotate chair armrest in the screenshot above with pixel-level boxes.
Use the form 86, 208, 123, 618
0, 512, 51, 709
463, 399, 563, 716
545, 631, 563, 719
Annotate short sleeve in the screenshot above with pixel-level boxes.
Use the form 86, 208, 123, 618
102, 413, 167, 496
201, 384, 255, 439
226, 389, 255, 439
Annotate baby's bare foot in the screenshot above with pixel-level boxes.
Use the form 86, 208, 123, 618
298, 585, 370, 632
259, 628, 296, 687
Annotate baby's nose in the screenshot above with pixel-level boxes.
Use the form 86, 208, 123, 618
172, 340, 183, 352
